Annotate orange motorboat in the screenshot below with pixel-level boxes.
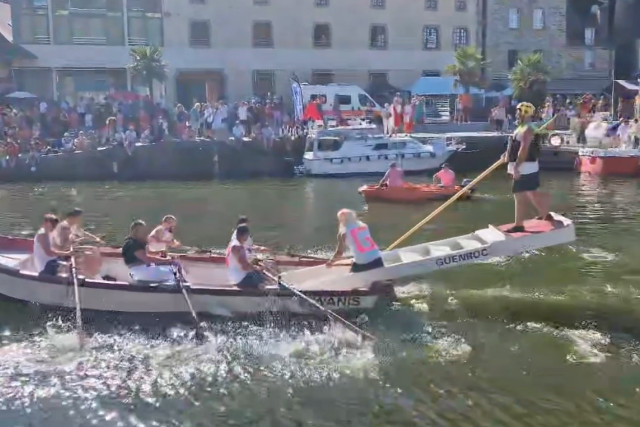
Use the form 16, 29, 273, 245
358, 180, 474, 203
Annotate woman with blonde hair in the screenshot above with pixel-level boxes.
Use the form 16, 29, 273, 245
326, 209, 384, 273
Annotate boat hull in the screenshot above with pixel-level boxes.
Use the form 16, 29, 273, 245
303, 151, 454, 176
358, 183, 472, 203
577, 149, 640, 176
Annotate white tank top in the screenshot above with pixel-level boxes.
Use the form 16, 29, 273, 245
148, 227, 173, 252
230, 230, 254, 258
226, 239, 248, 284
33, 228, 57, 273
344, 223, 382, 265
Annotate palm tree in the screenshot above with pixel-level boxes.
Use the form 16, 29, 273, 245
444, 46, 487, 93
128, 46, 168, 101
509, 52, 551, 109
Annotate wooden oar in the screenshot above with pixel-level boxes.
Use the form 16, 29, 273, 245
172, 264, 206, 342
386, 115, 559, 251
286, 252, 329, 262
69, 248, 85, 349
261, 268, 376, 342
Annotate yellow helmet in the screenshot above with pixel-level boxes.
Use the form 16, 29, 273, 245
516, 102, 536, 118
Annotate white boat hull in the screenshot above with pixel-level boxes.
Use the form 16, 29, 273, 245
283, 213, 576, 290
303, 150, 453, 176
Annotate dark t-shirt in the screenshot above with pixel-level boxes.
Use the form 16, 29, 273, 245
121, 236, 146, 267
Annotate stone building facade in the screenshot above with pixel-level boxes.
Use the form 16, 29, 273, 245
484, 0, 611, 93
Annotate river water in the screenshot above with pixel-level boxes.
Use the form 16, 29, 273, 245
0, 173, 639, 426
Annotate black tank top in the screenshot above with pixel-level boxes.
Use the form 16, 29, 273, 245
508, 124, 540, 163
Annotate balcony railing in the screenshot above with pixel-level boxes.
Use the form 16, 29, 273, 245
72, 36, 107, 45
127, 37, 149, 46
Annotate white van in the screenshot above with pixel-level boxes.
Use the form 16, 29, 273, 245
299, 83, 383, 120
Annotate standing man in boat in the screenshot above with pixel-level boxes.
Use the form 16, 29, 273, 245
34, 214, 72, 276
227, 225, 268, 289
502, 102, 552, 233
326, 209, 384, 273
378, 162, 404, 188
433, 163, 456, 188
122, 220, 177, 283
147, 215, 181, 254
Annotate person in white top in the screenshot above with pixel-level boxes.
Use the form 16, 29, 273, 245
147, 215, 181, 254
229, 216, 270, 255
33, 214, 72, 276
227, 225, 267, 289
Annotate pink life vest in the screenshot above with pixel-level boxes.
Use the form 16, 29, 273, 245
387, 167, 404, 187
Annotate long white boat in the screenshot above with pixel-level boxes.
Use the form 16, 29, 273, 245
302, 126, 458, 176
283, 213, 575, 290
0, 213, 574, 318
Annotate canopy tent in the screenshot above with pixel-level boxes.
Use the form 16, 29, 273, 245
407, 77, 484, 96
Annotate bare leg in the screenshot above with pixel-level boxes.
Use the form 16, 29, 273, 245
514, 192, 528, 226
526, 190, 551, 219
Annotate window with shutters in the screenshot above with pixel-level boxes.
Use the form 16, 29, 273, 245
425, 0, 437, 10
371, 0, 385, 9
508, 8, 520, 29
533, 8, 545, 30
455, 0, 467, 11
252, 70, 275, 97
422, 26, 439, 50
311, 71, 334, 85
452, 27, 468, 48
370, 25, 387, 49
252, 21, 273, 47
313, 23, 331, 48
189, 20, 210, 47
315, 0, 329, 6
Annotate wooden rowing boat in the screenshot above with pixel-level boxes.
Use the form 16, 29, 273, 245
358, 182, 474, 203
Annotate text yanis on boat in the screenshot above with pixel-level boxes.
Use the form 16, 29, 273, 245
313, 296, 361, 308
435, 249, 489, 267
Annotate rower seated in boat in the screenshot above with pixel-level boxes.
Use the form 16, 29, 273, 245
34, 214, 72, 276
147, 214, 181, 255
231, 216, 270, 256
122, 220, 177, 284
433, 163, 456, 188
52, 208, 103, 277
326, 209, 384, 273
378, 162, 404, 188
227, 225, 268, 290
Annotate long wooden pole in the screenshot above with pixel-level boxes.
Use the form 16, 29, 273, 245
386, 115, 558, 252
69, 248, 85, 349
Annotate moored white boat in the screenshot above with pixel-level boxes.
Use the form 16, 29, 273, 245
302, 128, 458, 176
282, 213, 576, 290
0, 236, 392, 317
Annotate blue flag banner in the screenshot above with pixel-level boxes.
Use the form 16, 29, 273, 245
290, 78, 304, 123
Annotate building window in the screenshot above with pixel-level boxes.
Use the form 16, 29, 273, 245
315, 0, 329, 6
311, 71, 334, 85
455, 0, 467, 11
507, 49, 519, 69
452, 27, 468, 48
189, 20, 210, 47
422, 26, 439, 50
508, 8, 520, 29
533, 8, 545, 30
584, 28, 595, 46
253, 0, 269, 4
313, 23, 331, 48
126, 0, 163, 46
369, 72, 388, 85
371, 0, 385, 9
252, 21, 273, 47
425, 0, 438, 10
17, 0, 51, 44
370, 25, 387, 49
584, 49, 595, 70
422, 70, 441, 77
52, 0, 125, 46
253, 70, 275, 96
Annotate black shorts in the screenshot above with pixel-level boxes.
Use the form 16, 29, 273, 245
39, 258, 60, 276
512, 171, 540, 194
350, 257, 384, 273
236, 271, 266, 289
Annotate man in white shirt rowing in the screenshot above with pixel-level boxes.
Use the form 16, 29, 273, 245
226, 225, 268, 289
147, 215, 181, 255
33, 214, 72, 276
230, 216, 269, 258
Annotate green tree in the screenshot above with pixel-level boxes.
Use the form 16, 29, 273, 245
509, 52, 551, 110
128, 46, 168, 101
444, 46, 487, 93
